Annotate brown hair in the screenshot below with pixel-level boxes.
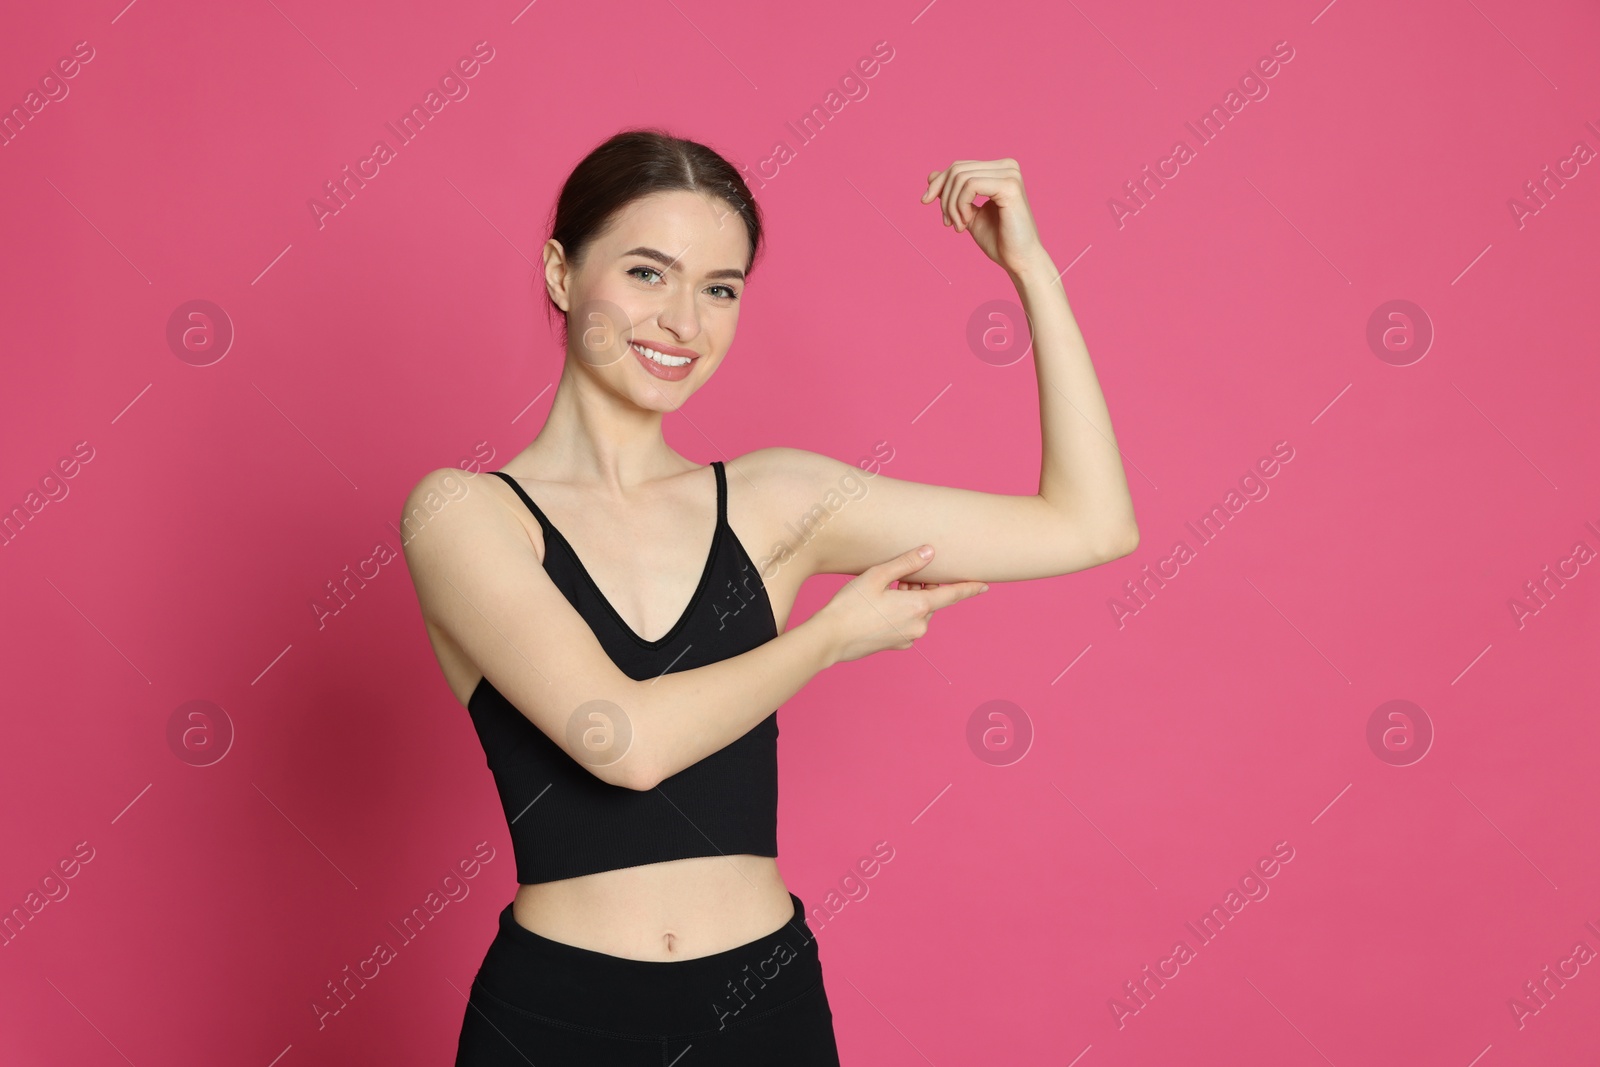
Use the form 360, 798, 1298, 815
543, 127, 765, 339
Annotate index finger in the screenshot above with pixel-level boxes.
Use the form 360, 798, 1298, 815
927, 580, 991, 608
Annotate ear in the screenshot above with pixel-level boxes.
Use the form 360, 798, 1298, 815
541, 239, 570, 312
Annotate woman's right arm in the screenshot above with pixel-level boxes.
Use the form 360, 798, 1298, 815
399, 467, 985, 791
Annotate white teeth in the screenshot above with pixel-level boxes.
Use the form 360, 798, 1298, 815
632, 342, 692, 367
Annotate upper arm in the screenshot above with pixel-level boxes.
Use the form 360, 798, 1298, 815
746, 447, 1138, 585
399, 468, 649, 790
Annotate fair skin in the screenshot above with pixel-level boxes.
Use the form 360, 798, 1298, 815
401, 158, 1138, 961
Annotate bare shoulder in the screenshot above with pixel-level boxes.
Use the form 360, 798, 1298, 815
399, 466, 541, 575
723, 446, 849, 493
722, 446, 844, 524
722, 446, 870, 581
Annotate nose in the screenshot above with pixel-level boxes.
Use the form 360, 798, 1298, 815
653, 280, 704, 342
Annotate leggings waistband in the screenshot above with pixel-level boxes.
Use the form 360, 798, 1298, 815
474, 891, 824, 1037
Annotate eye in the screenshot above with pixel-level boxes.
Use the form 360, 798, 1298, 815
627, 266, 739, 302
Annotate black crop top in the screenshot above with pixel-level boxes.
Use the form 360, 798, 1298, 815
466, 460, 782, 885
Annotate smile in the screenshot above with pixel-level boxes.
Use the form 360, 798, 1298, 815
631, 342, 695, 367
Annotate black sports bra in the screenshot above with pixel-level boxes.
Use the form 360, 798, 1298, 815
465, 460, 782, 885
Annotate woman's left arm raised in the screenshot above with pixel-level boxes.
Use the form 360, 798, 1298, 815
752, 156, 1139, 586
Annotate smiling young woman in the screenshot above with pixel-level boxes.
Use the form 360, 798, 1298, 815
401, 127, 1138, 1064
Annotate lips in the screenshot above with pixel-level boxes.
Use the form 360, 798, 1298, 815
629, 340, 699, 381
630, 339, 699, 361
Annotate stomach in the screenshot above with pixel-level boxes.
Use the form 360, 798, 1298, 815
511, 854, 794, 961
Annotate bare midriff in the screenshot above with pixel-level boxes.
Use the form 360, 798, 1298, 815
512, 854, 794, 961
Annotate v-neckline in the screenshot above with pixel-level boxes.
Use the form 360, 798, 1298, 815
500, 462, 723, 649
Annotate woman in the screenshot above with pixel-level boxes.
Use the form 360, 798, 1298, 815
401, 128, 1138, 1064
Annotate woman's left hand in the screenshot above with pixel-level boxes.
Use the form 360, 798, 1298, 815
922, 158, 1045, 273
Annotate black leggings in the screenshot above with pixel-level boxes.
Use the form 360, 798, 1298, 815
455, 891, 841, 1066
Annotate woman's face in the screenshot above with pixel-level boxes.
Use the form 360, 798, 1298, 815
547, 190, 749, 412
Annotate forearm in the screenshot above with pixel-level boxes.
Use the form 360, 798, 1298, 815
1010, 249, 1138, 549
622, 616, 838, 789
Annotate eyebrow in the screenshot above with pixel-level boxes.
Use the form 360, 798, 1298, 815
621, 246, 745, 282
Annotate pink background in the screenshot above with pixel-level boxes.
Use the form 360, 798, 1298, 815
3, 0, 1599, 1063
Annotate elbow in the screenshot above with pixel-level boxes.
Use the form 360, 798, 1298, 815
580, 680, 659, 790
624, 763, 662, 792
1101, 523, 1139, 562
599, 751, 659, 792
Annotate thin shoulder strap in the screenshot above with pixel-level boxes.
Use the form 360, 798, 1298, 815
712, 460, 727, 530
487, 470, 555, 532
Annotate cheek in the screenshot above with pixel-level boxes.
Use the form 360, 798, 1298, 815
568, 284, 647, 347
